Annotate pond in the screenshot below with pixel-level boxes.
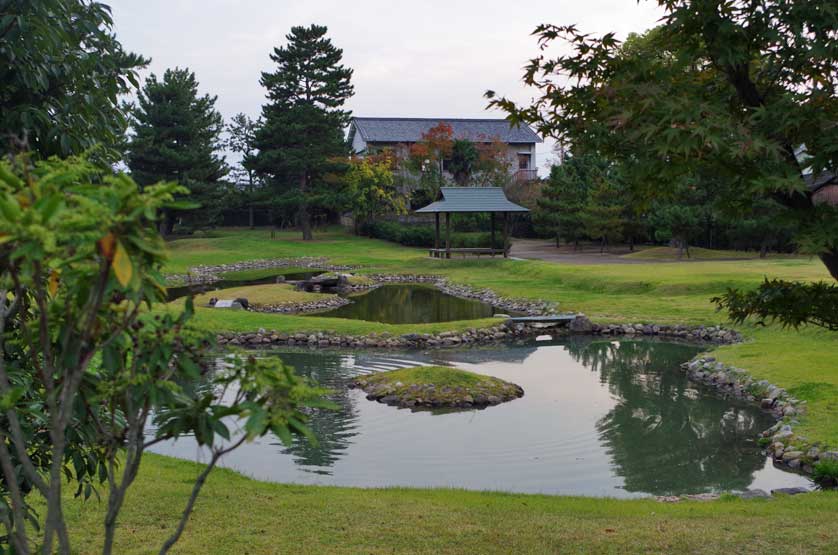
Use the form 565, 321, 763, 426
312, 284, 507, 324
150, 337, 811, 497
166, 270, 323, 302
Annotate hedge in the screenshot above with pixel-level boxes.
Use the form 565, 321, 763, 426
361, 221, 505, 249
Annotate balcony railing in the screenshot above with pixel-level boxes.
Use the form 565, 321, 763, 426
515, 169, 538, 182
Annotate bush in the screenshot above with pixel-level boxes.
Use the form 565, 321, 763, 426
362, 221, 504, 249
813, 459, 838, 488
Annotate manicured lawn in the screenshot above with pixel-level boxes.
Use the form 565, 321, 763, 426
72, 226, 837, 555
622, 245, 802, 260
57, 454, 838, 554
187, 283, 332, 306
161, 228, 838, 447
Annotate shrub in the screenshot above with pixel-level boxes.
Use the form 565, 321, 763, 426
362, 221, 504, 249
812, 459, 838, 488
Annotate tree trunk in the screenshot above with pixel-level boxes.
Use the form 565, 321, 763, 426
760, 243, 768, 259
298, 204, 313, 241
821, 250, 838, 281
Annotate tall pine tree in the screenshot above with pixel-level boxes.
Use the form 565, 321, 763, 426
249, 24, 354, 240
126, 67, 228, 234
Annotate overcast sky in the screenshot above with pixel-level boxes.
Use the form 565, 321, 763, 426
108, 0, 664, 172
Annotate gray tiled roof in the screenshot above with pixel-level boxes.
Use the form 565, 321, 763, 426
415, 187, 530, 213
351, 117, 542, 144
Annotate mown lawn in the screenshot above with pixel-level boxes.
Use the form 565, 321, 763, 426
66, 226, 835, 555
57, 455, 838, 555
161, 228, 838, 447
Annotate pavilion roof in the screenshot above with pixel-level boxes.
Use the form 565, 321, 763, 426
414, 187, 530, 214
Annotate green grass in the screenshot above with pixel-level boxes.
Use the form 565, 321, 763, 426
184, 283, 332, 307
54, 454, 838, 554
66, 226, 838, 554
159, 228, 838, 446
622, 246, 802, 260
217, 266, 319, 280
362, 365, 501, 389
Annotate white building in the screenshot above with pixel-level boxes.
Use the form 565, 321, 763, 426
347, 117, 542, 183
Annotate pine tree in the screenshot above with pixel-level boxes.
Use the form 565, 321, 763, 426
226, 113, 262, 227
535, 154, 598, 249
126, 68, 228, 234
249, 24, 354, 240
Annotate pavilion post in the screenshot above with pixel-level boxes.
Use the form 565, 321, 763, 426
502, 212, 509, 258
445, 212, 451, 259
490, 212, 496, 257
434, 213, 440, 256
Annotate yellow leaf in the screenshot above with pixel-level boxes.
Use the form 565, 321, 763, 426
48, 270, 60, 297
98, 232, 116, 260
112, 241, 133, 287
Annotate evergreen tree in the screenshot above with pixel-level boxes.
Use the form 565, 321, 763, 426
583, 176, 625, 253
249, 24, 354, 240
126, 68, 228, 234
535, 154, 599, 249
448, 139, 479, 185
226, 113, 262, 227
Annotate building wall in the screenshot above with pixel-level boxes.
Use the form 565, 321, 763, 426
350, 128, 367, 153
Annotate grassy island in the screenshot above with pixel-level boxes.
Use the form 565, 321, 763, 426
350, 366, 524, 408
183, 283, 334, 308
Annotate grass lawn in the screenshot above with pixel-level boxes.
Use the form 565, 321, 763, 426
56, 454, 838, 554
160, 228, 838, 446
186, 283, 333, 307
59, 226, 835, 554
621, 245, 802, 261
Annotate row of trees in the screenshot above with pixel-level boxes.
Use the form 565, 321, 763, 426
535, 152, 796, 257
489, 0, 837, 329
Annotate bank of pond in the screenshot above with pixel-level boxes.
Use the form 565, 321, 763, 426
149, 336, 812, 498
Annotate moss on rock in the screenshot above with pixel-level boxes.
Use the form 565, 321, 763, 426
350, 366, 523, 409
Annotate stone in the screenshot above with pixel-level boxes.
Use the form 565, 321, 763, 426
820, 451, 838, 462
568, 315, 593, 333
737, 489, 771, 500
771, 487, 809, 496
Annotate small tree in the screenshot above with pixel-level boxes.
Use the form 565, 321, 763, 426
126, 68, 229, 234
345, 156, 405, 233
474, 137, 513, 188
583, 177, 625, 253
448, 139, 479, 185
535, 154, 598, 249
0, 155, 324, 554
406, 122, 454, 203
226, 113, 262, 227
649, 203, 702, 258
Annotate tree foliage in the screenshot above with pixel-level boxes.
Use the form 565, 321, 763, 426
0, 0, 147, 159
126, 68, 229, 234
488, 0, 838, 327
225, 112, 263, 228
0, 155, 325, 554
344, 156, 405, 232
249, 24, 354, 240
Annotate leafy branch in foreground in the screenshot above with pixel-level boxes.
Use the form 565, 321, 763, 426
0, 154, 327, 555
713, 279, 838, 331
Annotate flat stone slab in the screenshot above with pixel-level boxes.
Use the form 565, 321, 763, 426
737, 489, 772, 500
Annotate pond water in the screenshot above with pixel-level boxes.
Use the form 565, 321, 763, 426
166, 270, 323, 302
312, 284, 507, 324
150, 338, 811, 497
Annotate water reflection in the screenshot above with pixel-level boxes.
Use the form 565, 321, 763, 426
565, 339, 769, 494
151, 339, 811, 497
313, 284, 504, 324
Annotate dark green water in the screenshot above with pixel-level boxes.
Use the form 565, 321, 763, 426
315, 284, 504, 323
152, 338, 811, 497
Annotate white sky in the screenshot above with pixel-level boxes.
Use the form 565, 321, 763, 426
108, 0, 664, 173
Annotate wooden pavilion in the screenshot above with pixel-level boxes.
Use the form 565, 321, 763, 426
414, 187, 529, 258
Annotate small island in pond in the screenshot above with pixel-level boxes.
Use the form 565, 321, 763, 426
350, 366, 524, 409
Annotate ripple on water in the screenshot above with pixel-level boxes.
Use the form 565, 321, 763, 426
150, 337, 813, 497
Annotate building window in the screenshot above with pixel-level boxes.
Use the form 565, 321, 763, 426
517, 153, 531, 170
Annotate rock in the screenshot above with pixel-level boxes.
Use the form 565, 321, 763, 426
569, 315, 593, 333
820, 451, 838, 462
771, 487, 809, 496
781, 450, 803, 462
737, 489, 771, 500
